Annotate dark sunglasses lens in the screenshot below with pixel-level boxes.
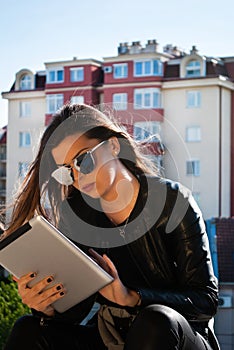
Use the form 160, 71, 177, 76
79, 154, 95, 174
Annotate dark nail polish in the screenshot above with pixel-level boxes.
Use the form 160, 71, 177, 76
30, 273, 36, 278
56, 285, 62, 291
47, 277, 53, 283
60, 291, 64, 296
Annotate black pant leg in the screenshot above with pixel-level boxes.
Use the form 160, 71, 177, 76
124, 305, 214, 350
3, 314, 106, 350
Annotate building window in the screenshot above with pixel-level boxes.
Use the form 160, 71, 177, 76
19, 132, 31, 147
133, 121, 161, 141
20, 75, 32, 90
134, 59, 163, 76
113, 64, 128, 79
46, 68, 64, 83
186, 126, 201, 142
192, 192, 201, 207
70, 95, 84, 104
186, 91, 201, 108
46, 94, 64, 114
134, 88, 161, 109
186, 160, 200, 176
185, 60, 201, 77
113, 93, 128, 110
70, 67, 84, 82
18, 162, 29, 178
20, 101, 31, 117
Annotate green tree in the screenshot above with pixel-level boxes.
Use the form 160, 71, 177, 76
0, 276, 31, 348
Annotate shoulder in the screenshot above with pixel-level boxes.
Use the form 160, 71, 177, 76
143, 175, 192, 200
142, 175, 203, 233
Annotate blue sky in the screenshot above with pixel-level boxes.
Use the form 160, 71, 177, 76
0, 0, 233, 127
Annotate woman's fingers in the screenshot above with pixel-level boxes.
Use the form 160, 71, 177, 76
27, 285, 65, 312
15, 272, 66, 315
89, 249, 110, 271
89, 249, 117, 277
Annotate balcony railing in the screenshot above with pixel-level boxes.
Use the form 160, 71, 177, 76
0, 154, 6, 161
0, 189, 6, 197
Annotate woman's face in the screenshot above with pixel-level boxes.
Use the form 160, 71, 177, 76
51, 133, 120, 199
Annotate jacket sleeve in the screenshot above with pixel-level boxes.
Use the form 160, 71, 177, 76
135, 180, 219, 322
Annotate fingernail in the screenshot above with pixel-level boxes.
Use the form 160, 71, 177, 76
56, 285, 62, 291
47, 277, 53, 283
60, 291, 64, 296
30, 273, 36, 278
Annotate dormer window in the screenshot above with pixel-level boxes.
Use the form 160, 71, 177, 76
185, 60, 201, 77
20, 74, 32, 90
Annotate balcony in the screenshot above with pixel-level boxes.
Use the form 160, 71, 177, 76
0, 189, 6, 197
0, 154, 6, 161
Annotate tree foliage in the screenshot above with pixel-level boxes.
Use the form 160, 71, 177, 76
0, 276, 31, 348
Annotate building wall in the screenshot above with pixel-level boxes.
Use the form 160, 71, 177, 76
221, 87, 231, 216
5, 92, 45, 204
162, 79, 232, 219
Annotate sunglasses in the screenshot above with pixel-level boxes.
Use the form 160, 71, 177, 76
51, 140, 108, 186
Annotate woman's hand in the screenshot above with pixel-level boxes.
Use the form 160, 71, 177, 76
13, 272, 66, 316
89, 249, 140, 307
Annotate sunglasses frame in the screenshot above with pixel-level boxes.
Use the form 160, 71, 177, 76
51, 140, 108, 185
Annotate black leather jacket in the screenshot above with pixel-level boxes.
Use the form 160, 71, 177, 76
38, 176, 218, 343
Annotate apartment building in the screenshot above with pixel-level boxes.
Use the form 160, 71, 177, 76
162, 49, 234, 219
2, 39, 234, 220
2, 59, 103, 204
101, 41, 234, 219
2, 69, 46, 203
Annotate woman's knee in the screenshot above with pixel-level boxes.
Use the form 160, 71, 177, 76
125, 305, 182, 349
135, 304, 179, 332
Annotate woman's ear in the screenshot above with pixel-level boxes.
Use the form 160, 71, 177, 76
109, 137, 120, 156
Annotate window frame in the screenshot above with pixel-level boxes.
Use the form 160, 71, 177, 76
112, 93, 128, 110
70, 95, 84, 104
192, 191, 201, 207
186, 90, 201, 108
134, 59, 163, 77
19, 132, 31, 148
18, 161, 29, 178
113, 63, 128, 79
186, 126, 201, 142
19, 101, 31, 118
185, 60, 201, 77
20, 75, 32, 90
134, 88, 161, 109
186, 160, 200, 176
46, 94, 64, 114
70, 67, 84, 82
46, 68, 64, 84
133, 121, 161, 141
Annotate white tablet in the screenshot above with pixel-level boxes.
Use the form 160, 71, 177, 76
0, 215, 113, 313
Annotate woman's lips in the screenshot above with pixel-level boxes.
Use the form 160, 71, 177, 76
81, 183, 95, 193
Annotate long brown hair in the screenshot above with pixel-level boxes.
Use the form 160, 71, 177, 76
2, 103, 159, 235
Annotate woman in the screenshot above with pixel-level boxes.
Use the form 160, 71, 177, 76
2, 103, 219, 349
